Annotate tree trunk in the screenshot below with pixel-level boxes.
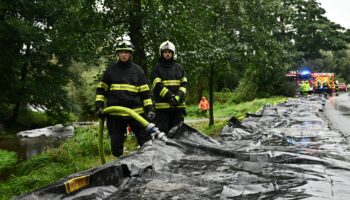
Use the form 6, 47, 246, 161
197, 78, 204, 103
209, 63, 214, 126
8, 44, 30, 123
129, 0, 148, 76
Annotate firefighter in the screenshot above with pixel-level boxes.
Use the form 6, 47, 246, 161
335, 80, 339, 91
300, 81, 307, 96
322, 81, 328, 94
95, 40, 155, 157
305, 80, 311, 95
151, 40, 187, 135
317, 81, 322, 94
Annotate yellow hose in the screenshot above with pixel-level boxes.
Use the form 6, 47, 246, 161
104, 106, 149, 128
98, 118, 106, 164
98, 106, 150, 164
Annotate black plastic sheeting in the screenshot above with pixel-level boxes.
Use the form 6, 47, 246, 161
16, 96, 350, 199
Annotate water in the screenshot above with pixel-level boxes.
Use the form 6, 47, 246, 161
0, 135, 67, 181
325, 92, 350, 136
0, 136, 66, 160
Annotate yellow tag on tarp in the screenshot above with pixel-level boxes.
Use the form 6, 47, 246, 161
64, 175, 90, 194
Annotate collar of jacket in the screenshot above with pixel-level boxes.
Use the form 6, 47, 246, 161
117, 60, 132, 67
159, 57, 175, 68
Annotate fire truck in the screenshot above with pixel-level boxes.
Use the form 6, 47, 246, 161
311, 73, 335, 94
286, 71, 335, 94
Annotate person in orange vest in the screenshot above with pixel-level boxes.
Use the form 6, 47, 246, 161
198, 96, 209, 113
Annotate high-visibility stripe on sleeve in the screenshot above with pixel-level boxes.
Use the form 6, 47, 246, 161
97, 82, 108, 91
179, 87, 186, 94
143, 99, 153, 106
110, 84, 139, 93
155, 103, 171, 109
95, 95, 105, 102
162, 80, 180, 86
160, 87, 169, 98
180, 77, 187, 83
152, 78, 162, 88
155, 102, 186, 109
139, 84, 150, 92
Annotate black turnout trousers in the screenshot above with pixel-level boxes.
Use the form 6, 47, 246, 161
156, 110, 184, 135
106, 115, 151, 157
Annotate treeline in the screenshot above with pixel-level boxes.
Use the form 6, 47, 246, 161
1, 0, 349, 124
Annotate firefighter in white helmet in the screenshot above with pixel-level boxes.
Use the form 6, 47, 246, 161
151, 40, 187, 135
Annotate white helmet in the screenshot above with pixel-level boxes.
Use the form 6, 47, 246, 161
159, 40, 176, 58
115, 40, 134, 52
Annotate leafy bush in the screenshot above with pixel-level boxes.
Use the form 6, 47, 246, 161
221, 88, 231, 93
276, 81, 298, 97
17, 110, 50, 128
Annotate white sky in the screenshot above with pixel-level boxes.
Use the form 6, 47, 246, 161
316, 0, 350, 29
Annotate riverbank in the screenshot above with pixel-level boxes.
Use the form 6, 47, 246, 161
0, 96, 286, 199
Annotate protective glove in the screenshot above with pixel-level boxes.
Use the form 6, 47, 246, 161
96, 108, 105, 119
169, 95, 180, 106
147, 111, 156, 122
174, 95, 180, 102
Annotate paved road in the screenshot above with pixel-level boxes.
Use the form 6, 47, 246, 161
325, 92, 350, 136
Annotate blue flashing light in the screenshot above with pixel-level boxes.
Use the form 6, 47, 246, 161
301, 70, 310, 75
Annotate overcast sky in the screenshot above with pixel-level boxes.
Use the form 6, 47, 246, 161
316, 0, 350, 29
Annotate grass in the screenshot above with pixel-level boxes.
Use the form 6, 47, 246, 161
0, 126, 138, 200
187, 95, 286, 119
0, 150, 17, 175
0, 94, 287, 199
186, 95, 287, 139
187, 119, 228, 138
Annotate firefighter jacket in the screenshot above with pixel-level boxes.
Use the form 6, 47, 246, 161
95, 60, 153, 117
151, 58, 187, 110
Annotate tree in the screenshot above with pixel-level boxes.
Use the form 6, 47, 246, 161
0, 0, 104, 124
284, 0, 348, 62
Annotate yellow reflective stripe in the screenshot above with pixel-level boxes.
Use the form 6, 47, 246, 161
162, 80, 180, 86
155, 102, 186, 109
64, 175, 90, 194
179, 87, 186, 94
152, 78, 162, 88
97, 82, 108, 91
143, 99, 153, 106
110, 84, 139, 92
110, 107, 144, 116
180, 77, 187, 83
95, 95, 105, 102
155, 103, 170, 109
160, 87, 169, 97
139, 84, 150, 92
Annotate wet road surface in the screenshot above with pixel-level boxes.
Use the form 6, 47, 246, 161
325, 92, 350, 136
18, 95, 350, 199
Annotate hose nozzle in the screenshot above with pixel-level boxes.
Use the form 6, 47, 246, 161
146, 123, 168, 142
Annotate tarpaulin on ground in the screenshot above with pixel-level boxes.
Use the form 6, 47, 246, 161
16, 96, 350, 199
